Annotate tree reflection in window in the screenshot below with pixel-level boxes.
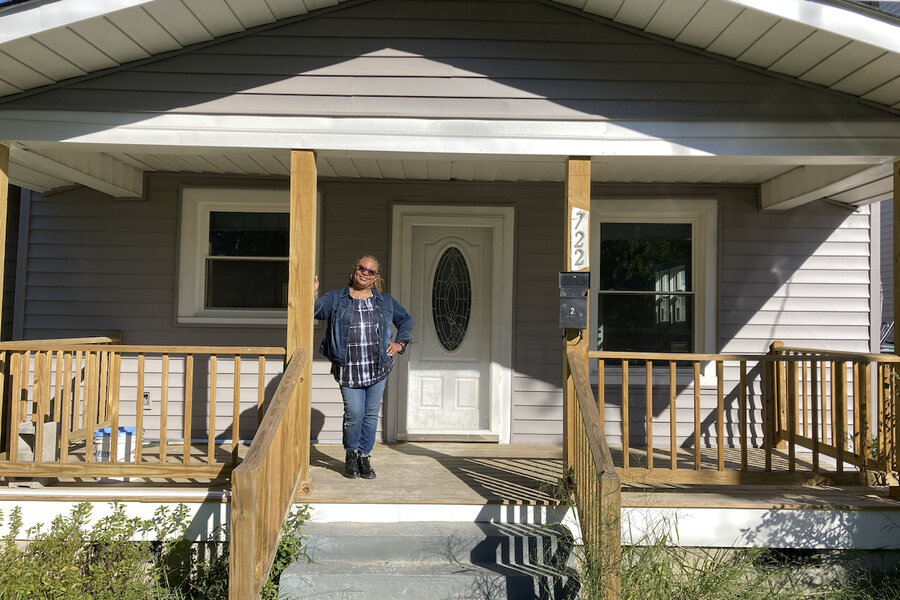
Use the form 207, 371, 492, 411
432, 247, 471, 352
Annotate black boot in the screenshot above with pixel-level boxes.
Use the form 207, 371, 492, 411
344, 450, 360, 479
358, 454, 376, 479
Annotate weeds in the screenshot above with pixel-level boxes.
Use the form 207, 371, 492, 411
574, 517, 900, 600
0, 502, 309, 599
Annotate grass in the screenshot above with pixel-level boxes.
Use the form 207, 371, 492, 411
575, 523, 900, 600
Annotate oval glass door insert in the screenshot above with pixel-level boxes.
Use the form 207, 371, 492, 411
432, 246, 472, 352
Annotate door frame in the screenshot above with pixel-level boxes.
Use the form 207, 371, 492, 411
387, 204, 515, 443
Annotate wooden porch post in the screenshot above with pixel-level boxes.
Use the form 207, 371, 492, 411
893, 160, 899, 500
288, 149, 317, 491
563, 157, 590, 469
0, 145, 9, 342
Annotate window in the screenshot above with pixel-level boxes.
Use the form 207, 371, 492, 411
178, 187, 320, 324
590, 199, 717, 354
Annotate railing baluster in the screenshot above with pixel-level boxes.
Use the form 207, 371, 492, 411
739, 360, 747, 471
822, 360, 830, 448
811, 358, 819, 472
183, 354, 194, 465
670, 361, 677, 471
160, 354, 169, 464
257, 355, 265, 424
835, 361, 846, 473
763, 354, 773, 472
99, 350, 109, 428
34, 351, 49, 462
597, 359, 605, 430
802, 359, 809, 439
693, 361, 701, 470
73, 351, 83, 435
646, 360, 653, 470
233, 354, 242, 465
209, 355, 217, 464
109, 353, 121, 462
858, 361, 870, 472
85, 352, 97, 463
53, 350, 63, 422
59, 352, 73, 463
787, 359, 797, 472
717, 360, 724, 471
135, 354, 145, 463
7, 352, 20, 461
20, 351, 29, 428
622, 360, 629, 470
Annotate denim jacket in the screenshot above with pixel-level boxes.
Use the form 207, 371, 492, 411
314, 286, 413, 368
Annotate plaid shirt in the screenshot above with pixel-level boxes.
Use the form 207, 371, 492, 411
332, 296, 393, 388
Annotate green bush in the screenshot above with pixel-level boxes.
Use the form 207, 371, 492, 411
0, 502, 309, 600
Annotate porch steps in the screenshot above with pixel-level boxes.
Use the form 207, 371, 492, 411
278, 521, 579, 599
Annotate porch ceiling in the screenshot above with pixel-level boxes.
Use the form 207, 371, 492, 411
7, 144, 895, 209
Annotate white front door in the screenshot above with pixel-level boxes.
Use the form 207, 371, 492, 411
390, 206, 514, 442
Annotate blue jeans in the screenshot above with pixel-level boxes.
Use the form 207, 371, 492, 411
340, 376, 388, 455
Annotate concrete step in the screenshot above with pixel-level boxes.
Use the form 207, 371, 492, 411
279, 521, 579, 600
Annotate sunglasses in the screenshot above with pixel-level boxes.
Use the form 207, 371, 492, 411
356, 264, 378, 277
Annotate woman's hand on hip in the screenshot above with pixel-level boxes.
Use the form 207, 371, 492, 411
387, 342, 404, 356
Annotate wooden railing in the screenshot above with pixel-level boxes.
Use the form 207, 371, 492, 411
586, 344, 899, 485
566, 345, 621, 600
230, 348, 309, 600
0, 341, 286, 479
769, 343, 899, 477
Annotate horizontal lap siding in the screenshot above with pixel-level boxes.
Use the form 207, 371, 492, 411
720, 199, 872, 354
8, 0, 889, 121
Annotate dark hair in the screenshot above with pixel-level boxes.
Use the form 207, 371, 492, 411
348, 255, 383, 292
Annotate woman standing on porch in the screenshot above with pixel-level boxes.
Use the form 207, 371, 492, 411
314, 255, 413, 479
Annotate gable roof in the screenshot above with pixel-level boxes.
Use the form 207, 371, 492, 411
0, 0, 897, 109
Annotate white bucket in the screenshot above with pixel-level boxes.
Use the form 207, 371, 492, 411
93, 427, 137, 481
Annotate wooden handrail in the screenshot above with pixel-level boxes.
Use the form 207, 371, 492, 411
230, 347, 309, 600
566, 345, 621, 599
0, 335, 121, 349
0, 343, 285, 354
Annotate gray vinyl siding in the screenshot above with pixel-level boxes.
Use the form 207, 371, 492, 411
18, 177, 875, 446
720, 199, 872, 354
5, 0, 893, 122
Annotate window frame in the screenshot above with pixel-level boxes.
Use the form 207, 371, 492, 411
177, 186, 321, 325
589, 198, 717, 355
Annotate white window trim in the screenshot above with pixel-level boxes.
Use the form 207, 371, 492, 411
589, 198, 718, 357
177, 187, 321, 325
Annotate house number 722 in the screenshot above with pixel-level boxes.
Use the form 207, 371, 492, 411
570, 208, 589, 270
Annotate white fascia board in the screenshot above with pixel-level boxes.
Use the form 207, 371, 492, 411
1, 111, 900, 158
760, 162, 895, 210
723, 0, 900, 54
0, 0, 159, 44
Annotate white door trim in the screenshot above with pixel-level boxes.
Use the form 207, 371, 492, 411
388, 204, 515, 443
